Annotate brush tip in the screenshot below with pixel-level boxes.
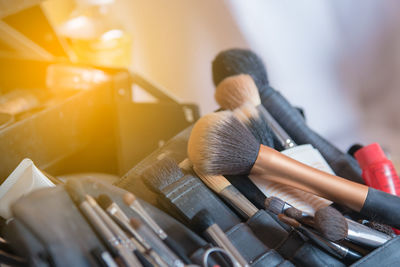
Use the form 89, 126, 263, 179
314, 206, 348, 241
215, 74, 261, 109
212, 48, 268, 90
188, 111, 260, 176
191, 210, 215, 233
130, 218, 141, 229
264, 197, 285, 215
123, 193, 136, 206
141, 157, 184, 192
97, 194, 113, 210
284, 207, 304, 221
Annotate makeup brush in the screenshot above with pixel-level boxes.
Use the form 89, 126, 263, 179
212, 48, 269, 90
130, 218, 184, 267
264, 197, 314, 227
122, 193, 192, 264
217, 75, 295, 149
278, 214, 362, 263
212, 48, 364, 184
191, 209, 249, 267
66, 180, 141, 267
314, 206, 392, 248
141, 157, 241, 232
187, 111, 400, 228
97, 194, 164, 267
234, 104, 332, 215
193, 168, 258, 219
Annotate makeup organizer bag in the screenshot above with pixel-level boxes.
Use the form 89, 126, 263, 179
2, 126, 400, 266
115, 125, 400, 266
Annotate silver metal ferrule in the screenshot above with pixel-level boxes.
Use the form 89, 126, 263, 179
207, 224, 249, 267
256, 105, 296, 149
220, 185, 259, 218
346, 219, 392, 248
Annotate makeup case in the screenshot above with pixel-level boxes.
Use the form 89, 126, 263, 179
115, 126, 355, 267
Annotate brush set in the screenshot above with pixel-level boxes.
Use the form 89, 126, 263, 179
3, 48, 400, 267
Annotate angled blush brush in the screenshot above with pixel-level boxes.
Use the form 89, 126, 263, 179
187, 111, 400, 229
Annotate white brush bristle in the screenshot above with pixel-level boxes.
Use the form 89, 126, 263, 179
188, 111, 260, 175
215, 74, 261, 110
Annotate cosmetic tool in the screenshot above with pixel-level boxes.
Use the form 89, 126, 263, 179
233, 103, 332, 215
122, 193, 192, 264
278, 214, 362, 263
314, 206, 392, 248
66, 180, 141, 267
141, 157, 241, 232
191, 210, 249, 267
212, 48, 364, 184
187, 111, 400, 228
97, 194, 163, 267
193, 169, 258, 219
130, 219, 184, 267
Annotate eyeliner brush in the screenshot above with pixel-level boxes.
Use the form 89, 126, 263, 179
123, 193, 192, 264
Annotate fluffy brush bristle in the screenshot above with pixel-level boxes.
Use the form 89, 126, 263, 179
188, 111, 260, 176
264, 197, 286, 215
285, 207, 304, 221
233, 104, 274, 147
194, 167, 231, 193
314, 206, 348, 241
212, 48, 268, 90
215, 74, 261, 110
141, 157, 184, 192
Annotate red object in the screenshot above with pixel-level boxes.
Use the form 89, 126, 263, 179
355, 143, 400, 234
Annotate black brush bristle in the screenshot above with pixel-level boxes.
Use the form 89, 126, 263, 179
314, 206, 348, 241
212, 48, 268, 90
191, 209, 215, 233
97, 194, 113, 210
247, 112, 274, 147
264, 197, 285, 215
141, 157, 184, 192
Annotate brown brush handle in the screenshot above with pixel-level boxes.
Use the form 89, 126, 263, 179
251, 145, 368, 211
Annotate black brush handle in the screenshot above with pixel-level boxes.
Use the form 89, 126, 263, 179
361, 188, 400, 229
163, 236, 192, 264
259, 86, 364, 184
342, 248, 363, 263
134, 250, 154, 267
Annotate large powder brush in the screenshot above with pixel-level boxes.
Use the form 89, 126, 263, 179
187, 111, 400, 229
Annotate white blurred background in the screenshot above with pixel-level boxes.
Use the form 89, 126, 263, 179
45, 0, 400, 162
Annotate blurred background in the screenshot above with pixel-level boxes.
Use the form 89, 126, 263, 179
2, 0, 400, 166
42, 0, 400, 163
